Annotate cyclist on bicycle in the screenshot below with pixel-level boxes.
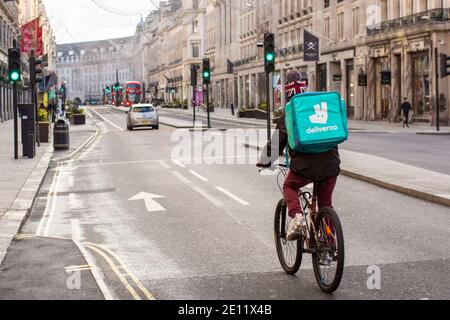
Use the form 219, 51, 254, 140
257, 70, 341, 240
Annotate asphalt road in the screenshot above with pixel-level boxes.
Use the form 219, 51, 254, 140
2, 106, 450, 300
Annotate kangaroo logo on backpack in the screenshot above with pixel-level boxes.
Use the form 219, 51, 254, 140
285, 92, 348, 154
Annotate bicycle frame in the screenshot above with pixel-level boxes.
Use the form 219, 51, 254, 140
272, 164, 321, 253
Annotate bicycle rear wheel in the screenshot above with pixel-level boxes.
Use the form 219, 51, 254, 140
274, 199, 303, 275
312, 207, 345, 294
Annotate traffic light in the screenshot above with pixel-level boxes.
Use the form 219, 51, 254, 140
202, 58, 211, 85
191, 65, 199, 87
440, 53, 450, 78
8, 48, 21, 83
105, 86, 111, 94
264, 33, 276, 73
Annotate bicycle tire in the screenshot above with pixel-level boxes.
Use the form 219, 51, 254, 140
312, 207, 345, 294
274, 199, 303, 275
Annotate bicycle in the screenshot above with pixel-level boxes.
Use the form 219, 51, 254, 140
267, 163, 345, 294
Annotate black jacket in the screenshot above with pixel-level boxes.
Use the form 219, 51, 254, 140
260, 112, 341, 180
400, 102, 413, 116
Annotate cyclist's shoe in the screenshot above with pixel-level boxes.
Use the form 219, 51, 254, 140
287, 214, 307, 241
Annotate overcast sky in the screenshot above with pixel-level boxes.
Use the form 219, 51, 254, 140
43, 0, 160, 44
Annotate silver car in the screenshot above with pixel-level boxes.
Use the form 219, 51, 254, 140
126, 104, 159, 130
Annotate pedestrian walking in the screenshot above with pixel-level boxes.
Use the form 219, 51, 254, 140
231, 103, 235, 116
400, 97, 413, 128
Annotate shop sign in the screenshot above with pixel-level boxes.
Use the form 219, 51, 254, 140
358, 74, 368, 87
381, 71, 391, 85
333, 74, 342, 82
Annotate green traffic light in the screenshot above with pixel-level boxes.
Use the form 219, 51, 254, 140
203, 71, 210, 79
10, 71, 20, 82
266, 52, 275, 62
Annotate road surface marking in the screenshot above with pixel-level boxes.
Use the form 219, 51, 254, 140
36, 164, 60, 236
159, 160, 171, 169
172, 171, 192, 184
128, 192, 166, 213
68, 176, 74, 188
84, 243, 155, 301
90, 108, 125, 131
215, 187, 250, 206
70, 219, 114, 300
43, 165, 63, 237
84, 244, 141, 300
192, 187, 224, 207
76, 155, 259, 168
189, 170, 209, 182
172, 159, 186, 168
65, 265, 92, 272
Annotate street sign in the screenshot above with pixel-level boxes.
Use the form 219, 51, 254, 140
333, 74, 342, 82
129, 192, 166, 213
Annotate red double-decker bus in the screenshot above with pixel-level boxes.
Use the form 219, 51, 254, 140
123, 81, 142, 107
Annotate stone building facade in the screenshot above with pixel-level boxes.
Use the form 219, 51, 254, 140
136, 0, 450, 125
56, 37, 136, 102
0, 0, 20, 123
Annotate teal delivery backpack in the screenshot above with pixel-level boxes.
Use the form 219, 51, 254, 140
285, 92, 348, 154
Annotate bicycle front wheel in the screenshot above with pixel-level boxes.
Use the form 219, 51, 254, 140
312, 207, 345, 294
274, 199, 303, 275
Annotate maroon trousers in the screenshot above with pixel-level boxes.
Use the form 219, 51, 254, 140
283, 171, 337, 218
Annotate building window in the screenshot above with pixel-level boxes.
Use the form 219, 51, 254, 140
192, 43, 200, 58
337, 12, 344, 40
352, 7, 360, 36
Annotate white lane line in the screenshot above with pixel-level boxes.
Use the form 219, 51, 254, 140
215, 186, 250, 206
159, 160, 171, 169
189, 170, 209, 182
68, 176, 74, 188
90, 108, 125, 131
192, 187, 224, 207
172, 159, 186, 168
36, 165, 59, 236
172, 171, 192, 185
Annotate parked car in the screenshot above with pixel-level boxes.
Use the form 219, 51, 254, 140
126, 104, 159, 130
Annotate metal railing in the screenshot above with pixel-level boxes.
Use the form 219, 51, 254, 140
367, 8, 450, 36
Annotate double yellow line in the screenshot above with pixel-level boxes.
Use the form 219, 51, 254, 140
83, 243, 155, 301
14, 234, 155, 301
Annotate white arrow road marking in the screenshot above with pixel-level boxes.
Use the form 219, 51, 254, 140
129, 192, 166, 213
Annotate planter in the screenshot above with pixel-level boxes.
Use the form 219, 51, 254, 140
71, 114, 86, 125
253, 109, 268, 120
39, 122, 50, 143
237, 110, 246, 118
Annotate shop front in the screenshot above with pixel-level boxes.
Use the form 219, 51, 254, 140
412, 51, 431, 121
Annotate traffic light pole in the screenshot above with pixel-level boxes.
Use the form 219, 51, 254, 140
192, 85, 197, 126
435, 47, 440, 132
206, 84, 211, 129
266, 72, 271, 142
13, 82, 18, 160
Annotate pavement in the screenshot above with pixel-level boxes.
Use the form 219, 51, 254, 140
0, 113, 100, 269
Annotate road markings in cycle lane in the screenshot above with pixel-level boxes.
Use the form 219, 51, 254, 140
215, 187, 250, 206
192, 187, 224, 208
172, 171, 192, 185
90, 108, 125, 132
189, 170, 209, 182
172, 159, 186, 168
